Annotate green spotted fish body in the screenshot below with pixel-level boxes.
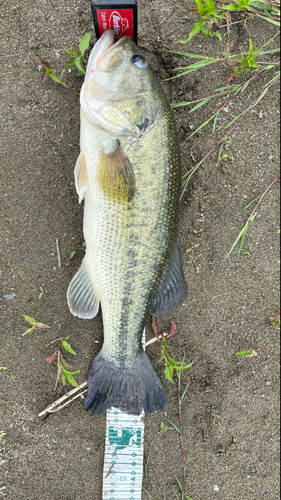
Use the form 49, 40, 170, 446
67, 30, 186, 415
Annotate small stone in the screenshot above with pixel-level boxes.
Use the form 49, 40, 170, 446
3, 293, 15, 301
259, 111, 263, 119
266, 382, 271, 386
223, 106, 229, 113
214, 485, 220, 492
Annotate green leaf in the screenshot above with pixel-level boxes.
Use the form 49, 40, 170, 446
165, 418, 180, 433
220, 3, 239, 9
236, 349, 252, 356
254, 87, 268, 107
61, 367, 80, 376
164, 364, 174, 383
215, 30, 223, 41
178, 21, 206, 43
0, 367, 7, 371
65, 49, 76, 56
201, 26, 213, 38
189, 96, 211, 113
186, 114, 214, 140
239, 0, 250, 8
23, 315, 36, 324
238, 223, 249, 255
185, 451, 193, 465
65, 373, 79, 387
61, 339, 77, 355
175, 475, 183, 492
194, 0, 206, 17
65, 59, 76, 69
49, 72, 67, 87
61, 372, 66, 386
23, 327, 35, 336
79, 32, 93, 56
74, 58, 86, 74
186, 248, 192, 253
226, 225, 248, 260
225, 110, 245, 129
180, 382, 191, 405
69, 251, 76, 260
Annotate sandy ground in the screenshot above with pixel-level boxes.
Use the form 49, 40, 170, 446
0, 0, 280, 499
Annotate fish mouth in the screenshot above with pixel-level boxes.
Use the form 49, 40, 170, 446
86, 30, 130, 74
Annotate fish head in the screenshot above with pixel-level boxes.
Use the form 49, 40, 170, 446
81, 30, 164, 137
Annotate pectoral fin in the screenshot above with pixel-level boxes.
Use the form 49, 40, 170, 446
150, 243, 187, 318
74, 152, 88, 203
97, 140, 135, 204
67, 260, 100, 319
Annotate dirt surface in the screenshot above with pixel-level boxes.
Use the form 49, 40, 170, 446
0, 1, 280, 499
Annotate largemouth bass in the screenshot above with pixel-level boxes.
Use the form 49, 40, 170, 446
67, 30, 186, 415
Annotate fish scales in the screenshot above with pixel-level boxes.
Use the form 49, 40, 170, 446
67, 30, 186, 415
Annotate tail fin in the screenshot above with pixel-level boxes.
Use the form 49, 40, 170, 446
84, 351, 167, 415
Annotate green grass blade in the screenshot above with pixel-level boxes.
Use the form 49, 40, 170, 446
241, 79, 252, 91
213, 113, 219, 132
244, 194, 263, 209
225, 110, 245, 129
248, 10, 280, 25
215, 84, 240, 91
226, 226, 248, 260
168, 50, 215, 59
254, 87, 269, 106
238, 224, 249, 255
264, 71, 280, 86
180, 382, 191, 405
185, 451, 193, 465
189, 97, 212, 113
172, 487, 181, 500
175, 475, 183, 492
186, 116, 214, 140
171, 101, 194, 108
165, 418, 181, 433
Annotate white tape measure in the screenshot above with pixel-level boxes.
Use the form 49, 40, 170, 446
103, 408, 144, 499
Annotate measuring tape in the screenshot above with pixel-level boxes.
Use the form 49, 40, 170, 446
103, 408, 144, 499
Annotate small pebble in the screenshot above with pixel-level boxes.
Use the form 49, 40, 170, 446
223, 106, 229, 113
3, 293, 15, 301
259, 111, 263, 119
214, 485, 220, 492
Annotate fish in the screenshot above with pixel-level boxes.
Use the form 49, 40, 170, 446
67, 29, 186, 416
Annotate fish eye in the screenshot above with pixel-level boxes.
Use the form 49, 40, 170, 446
131, 54, 148, 68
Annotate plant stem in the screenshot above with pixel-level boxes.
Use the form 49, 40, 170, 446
178, 371, 186, 499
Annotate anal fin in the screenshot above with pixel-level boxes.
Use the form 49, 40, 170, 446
150, 243, 187, 319
67, 260, 99, 319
